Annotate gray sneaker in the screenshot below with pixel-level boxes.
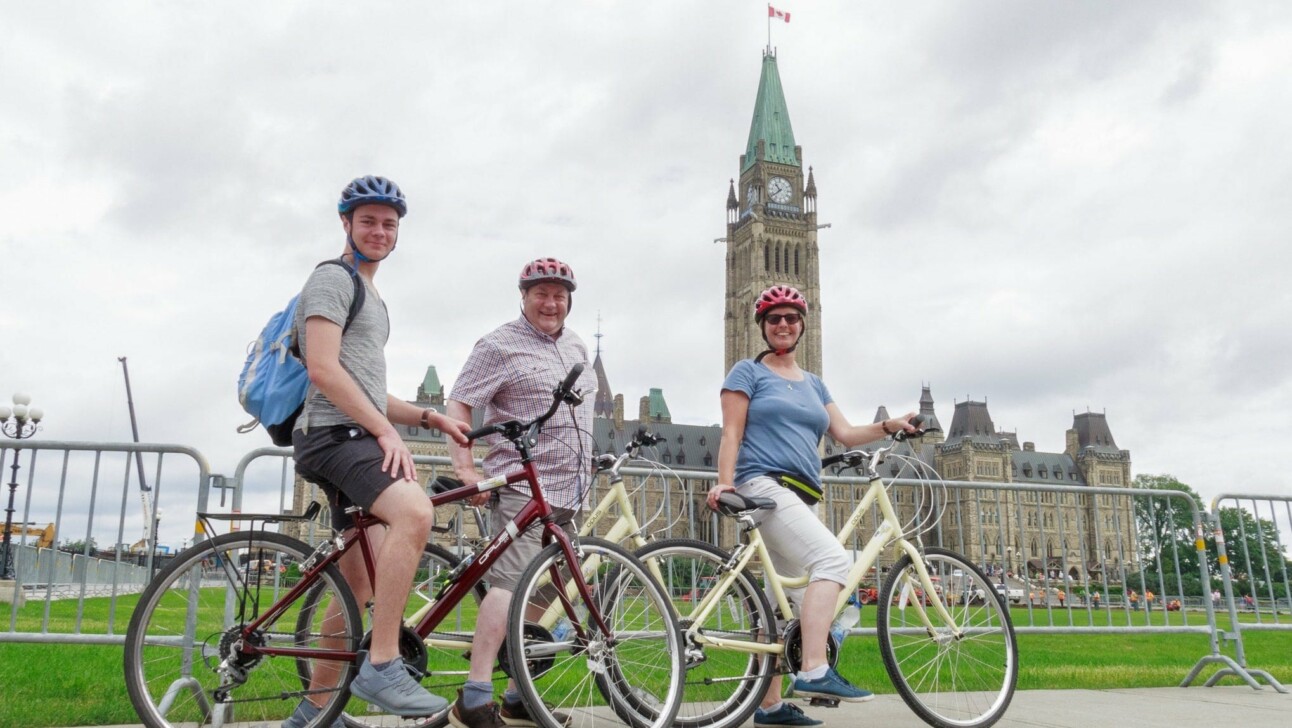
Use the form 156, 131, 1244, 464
280, 700, 344, 728
349, 650, 450, 717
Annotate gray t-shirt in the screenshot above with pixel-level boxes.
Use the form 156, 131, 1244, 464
293, 262, 389, 430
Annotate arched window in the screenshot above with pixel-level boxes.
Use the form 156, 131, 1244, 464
794, 246, 800, 275
775, 243, 782, 272
764, 244, 770, 271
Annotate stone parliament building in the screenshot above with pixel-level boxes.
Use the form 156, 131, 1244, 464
290, 49, 1137, 584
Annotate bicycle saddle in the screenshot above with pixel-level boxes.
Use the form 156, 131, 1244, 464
716, 491, 776, 517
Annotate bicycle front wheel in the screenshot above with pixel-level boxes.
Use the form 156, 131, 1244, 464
633, 537, 775, 728
507, 536, 685, 728
124, 531, 361, 728
877, 547, 1018, 728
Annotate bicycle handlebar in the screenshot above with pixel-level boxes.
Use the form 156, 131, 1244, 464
821, 413, 939, 469
464, 363, 586, 444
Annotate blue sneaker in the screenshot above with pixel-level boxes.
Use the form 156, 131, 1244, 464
280, 700, 344, 728
754, 701, 823, 726
793, 666, 875, 703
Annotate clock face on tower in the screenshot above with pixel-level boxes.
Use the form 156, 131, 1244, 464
768, 176, 792, 204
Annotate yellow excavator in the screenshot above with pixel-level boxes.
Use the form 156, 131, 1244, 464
3, 523, 56, 550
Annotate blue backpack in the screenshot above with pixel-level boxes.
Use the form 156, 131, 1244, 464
237, 259, 365, 446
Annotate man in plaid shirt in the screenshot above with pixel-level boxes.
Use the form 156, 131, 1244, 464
446, 257, 593, 727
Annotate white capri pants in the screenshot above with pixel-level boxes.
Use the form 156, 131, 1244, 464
739, 475, 852, 624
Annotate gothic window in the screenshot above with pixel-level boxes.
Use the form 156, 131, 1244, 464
794, 246, 800, 275
699, 436, 706, 446
775, 243, 782, 272
677, 453, 685, 465
764, 244, 770, 271
662, 453, 671, 464
704, 453, 713, 467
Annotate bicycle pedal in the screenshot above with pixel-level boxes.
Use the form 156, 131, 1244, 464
807, 697, 840, 708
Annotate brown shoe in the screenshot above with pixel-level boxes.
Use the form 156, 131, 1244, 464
448, 689, 505, 728
500, 696, 571, 727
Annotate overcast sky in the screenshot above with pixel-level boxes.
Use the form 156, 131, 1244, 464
3, 1, 1290, 547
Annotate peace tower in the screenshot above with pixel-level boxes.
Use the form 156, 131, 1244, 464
723, 49, 823, 376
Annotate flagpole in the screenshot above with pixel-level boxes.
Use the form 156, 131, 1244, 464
767, 4, 772, 53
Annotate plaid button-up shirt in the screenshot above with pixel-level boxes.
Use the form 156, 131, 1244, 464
449, 315, 596, 510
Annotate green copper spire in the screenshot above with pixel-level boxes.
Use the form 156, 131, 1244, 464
743, 50, 799, 172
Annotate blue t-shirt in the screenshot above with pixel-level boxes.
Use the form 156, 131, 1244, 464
722, 359, 833, 489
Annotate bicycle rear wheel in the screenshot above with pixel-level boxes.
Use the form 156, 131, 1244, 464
124, 531, 361, 728
507, 537, 685, 728
294, 543, 484, 728
632, 538, 774, 728
877, 547, 1018, 728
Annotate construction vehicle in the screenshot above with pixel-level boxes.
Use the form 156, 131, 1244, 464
3, 523, 56, 549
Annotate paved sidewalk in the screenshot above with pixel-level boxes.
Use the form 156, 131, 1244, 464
83, 686, 1292, 728
796, 685, 1292, 728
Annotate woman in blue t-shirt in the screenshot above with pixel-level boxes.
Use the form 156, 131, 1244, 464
707, 285, 916, 727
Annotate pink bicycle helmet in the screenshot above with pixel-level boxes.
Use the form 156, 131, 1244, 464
519, 257, 577, 292
754, 285, 808, 322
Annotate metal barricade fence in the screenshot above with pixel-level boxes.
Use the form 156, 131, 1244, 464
2, 439, 1278, 692
1202, 492, 1292, 691
1, 441, 210, 644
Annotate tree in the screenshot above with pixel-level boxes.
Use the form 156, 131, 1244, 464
60, 536, 98, 555
1131, 474, 1205, 594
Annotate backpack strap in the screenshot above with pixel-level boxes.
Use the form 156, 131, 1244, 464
317, 258, 366, 331
289, 259, 366, 360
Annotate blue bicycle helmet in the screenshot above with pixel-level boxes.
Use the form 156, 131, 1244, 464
338, 175, 407, 218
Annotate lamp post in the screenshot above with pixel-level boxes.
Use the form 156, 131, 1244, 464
1, 393, 44, 580
1004, 546, 1014, 587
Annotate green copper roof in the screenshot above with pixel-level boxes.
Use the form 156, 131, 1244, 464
421, 366, 441, 395
648, 388, 671, 420
743, 51, 799, 172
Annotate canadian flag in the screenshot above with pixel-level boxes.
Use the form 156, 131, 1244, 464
768, 5, 790, 23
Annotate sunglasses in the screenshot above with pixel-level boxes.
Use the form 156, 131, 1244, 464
764, 313, 803, 325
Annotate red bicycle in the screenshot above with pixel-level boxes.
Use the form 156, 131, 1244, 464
124, 364, 685, 728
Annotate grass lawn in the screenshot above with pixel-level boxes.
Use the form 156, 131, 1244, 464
3, 595, 1291, 728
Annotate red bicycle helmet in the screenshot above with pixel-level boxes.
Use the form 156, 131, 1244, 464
518, 257, 577, 292
754, 285, 808, 322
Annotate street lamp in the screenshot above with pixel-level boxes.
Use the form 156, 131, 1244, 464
1, 393, 44, 580
1004, 546, 1014, 587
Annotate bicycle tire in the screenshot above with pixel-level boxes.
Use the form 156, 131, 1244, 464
631, 537, 775, 728
293, 543, 484, 728
507, 536, 685, 728
877, 547, 1018, 728
124, 530, 362, 728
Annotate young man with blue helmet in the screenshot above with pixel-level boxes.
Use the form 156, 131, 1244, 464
288, 175, 472, 727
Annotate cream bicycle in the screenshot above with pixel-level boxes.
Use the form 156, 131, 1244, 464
631, 419, 1018, 728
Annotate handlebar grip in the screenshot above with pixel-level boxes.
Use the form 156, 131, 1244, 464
465, 423, 502, 441
821, 454, 845, 468
560, 363, 585, 392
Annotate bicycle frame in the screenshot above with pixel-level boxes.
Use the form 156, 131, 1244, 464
228, 456, 610, 666
686, 471, 959, 656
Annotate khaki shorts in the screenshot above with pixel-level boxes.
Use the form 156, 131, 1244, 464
487, 488, 578, 592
